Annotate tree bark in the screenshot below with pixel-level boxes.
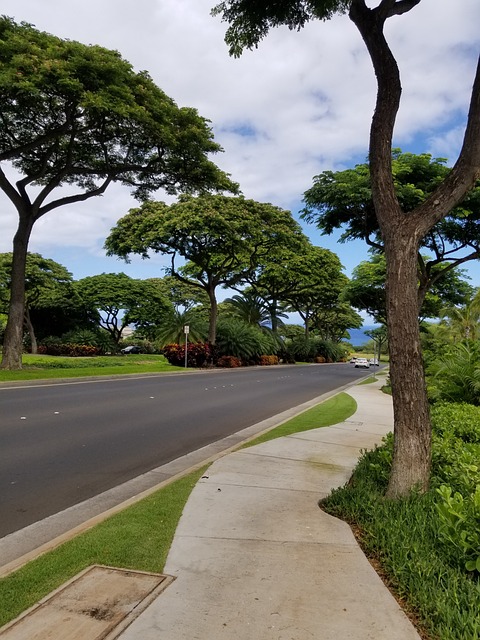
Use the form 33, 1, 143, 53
207, 286, 218, 345
1, 215, 33, 369
24, 306, 38, 354
270, 298, 279, 333
383, 228, 431, 496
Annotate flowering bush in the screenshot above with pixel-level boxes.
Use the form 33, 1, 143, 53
217, 355, 242, 368
258, 355, 279, 366
38, 342, 101, 356
163, 342, 211, 367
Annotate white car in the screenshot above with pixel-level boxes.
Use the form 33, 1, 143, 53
354, 358, 370, 369
369, 358, 379, 366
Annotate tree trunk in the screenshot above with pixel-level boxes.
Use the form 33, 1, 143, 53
270, 298, 279, 333
207, 286, 218, 345
1, 216, 33, 370
24, 306, 38, 354
384, 231, 431, 497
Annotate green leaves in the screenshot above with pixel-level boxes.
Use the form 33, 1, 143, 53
211, 0, 350, 57
74, 273, 171, 345
436, 484, 480, 575
105, 195, 307, 343
0, 16, 235, 201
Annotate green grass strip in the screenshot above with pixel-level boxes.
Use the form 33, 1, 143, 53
244, 392, 357, 447
0, 467, 206, 627
0, 354, 184, 382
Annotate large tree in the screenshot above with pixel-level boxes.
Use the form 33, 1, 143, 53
267, 245, 348, 338
212, 0, 480, 497
233, 240, 310, 332
75, 273, 169, 346
312, 302, 363, 343
105, 194, 306, 344
303, 150, 480, 308
0, 17, 234, 369
239, 241, 352, 338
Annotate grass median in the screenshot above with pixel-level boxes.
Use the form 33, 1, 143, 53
0, 354, 184, 383
0, 390, 357, 628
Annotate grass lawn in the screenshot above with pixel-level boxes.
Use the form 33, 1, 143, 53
244, 391, 357, 447
0, 390, 357, 627
0, 354, 184, 382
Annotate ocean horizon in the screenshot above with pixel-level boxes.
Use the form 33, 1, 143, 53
345, 325, 379, 347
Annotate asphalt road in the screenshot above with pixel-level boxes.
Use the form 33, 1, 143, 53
0, 363, 373, 538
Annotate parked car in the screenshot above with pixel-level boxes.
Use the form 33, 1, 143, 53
121, 345, 141, 354
354, 357, 370, 369
369, 358, 379, 366
349, 357, 358, 364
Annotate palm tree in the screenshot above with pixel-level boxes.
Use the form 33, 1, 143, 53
155, 308, 208, 347
223, 291, 287, 329
440, 291, 480, 342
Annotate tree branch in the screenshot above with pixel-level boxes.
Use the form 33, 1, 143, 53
386, 0, 422, 18
415, 56, 480, 235
35, 177, 113, 220
0, 166, 27, 212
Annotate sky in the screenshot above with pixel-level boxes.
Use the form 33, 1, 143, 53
1, 0, 479, 318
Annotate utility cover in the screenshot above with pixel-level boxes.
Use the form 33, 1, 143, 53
0, 565, 173, 640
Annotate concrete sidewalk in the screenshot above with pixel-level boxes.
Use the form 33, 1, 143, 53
118, 378, 421, 640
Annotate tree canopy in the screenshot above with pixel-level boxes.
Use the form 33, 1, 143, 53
302, 150, 480, 307
105, 194, 307, 344
0, 17, 235, 369
75, 272, 171, 346
256, 244, 348, 338
344, 252, 474, 325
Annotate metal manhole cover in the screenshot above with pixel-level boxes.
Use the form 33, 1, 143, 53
0, 565, 173, 640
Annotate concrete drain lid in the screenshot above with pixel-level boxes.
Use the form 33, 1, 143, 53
0, 564, 174, 640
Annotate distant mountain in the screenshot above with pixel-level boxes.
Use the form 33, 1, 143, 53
344, 325, 379, 347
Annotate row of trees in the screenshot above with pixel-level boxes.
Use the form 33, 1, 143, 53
0, 233, 362, 354
104, 193, 361, 344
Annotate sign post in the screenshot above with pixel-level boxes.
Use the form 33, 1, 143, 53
184, 325, 189, 368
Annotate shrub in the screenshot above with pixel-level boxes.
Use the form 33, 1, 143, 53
286, 336, 346, 363
258, 355, 279, 366
322, 434, 480, 639
216, 318, 278, 361
435, 484, 480, 574
315, 339, 347, 362
287, 336, 317, 362
162, 342, 211, 367
39, 341, 101, 356
427, 342, 480, 405
430, 403, 480, 575
217, 355, 242, 368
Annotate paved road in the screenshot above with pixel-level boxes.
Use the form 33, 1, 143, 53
0, 364, 372, 538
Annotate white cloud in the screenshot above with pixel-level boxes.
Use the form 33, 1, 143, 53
0, 0, 478, 282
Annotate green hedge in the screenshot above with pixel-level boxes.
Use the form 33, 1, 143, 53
322, 402, 480, 640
